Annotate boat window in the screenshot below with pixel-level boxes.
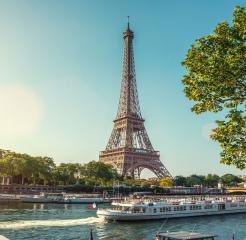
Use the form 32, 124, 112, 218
173, 206, 186, 211
204, 204, 213, 209
190, 205, 201, 210
239, 202, 245, 207
123, 207, 130, 212
112, 206, 123, 211
230, 203, 237, 208
160, 207, 171, 212
218, 203, 225, 210
153, 208, 157, 213
131, 207, 146, 213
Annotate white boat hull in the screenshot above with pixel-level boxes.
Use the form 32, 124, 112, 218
97, 207, 246, 221
63, 198, 111, 204
21, 197, 57, 203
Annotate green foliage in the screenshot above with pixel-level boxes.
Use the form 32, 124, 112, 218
220, 173, 242, 186
173, 175, 187, 186
54, 163, 80, 185
82, 161, 119, 181
182, 6, 246, 169
211, 110, 246, 169
0, 149, 56, 185
205, 174, 220, 187
185, 175, 205, 187
0, 149, 243, 190
173, 174, 240, 187
159, 177, 173, 187
0, 149, 120, 186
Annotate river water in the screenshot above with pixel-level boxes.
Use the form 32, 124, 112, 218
0, 202, 246, 240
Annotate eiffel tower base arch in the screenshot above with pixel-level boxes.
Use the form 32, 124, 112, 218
99, 150, 171, 179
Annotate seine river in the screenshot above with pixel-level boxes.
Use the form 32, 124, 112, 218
0, 202, 246, 240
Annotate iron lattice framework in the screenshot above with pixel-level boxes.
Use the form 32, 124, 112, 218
99, 22, 172, 179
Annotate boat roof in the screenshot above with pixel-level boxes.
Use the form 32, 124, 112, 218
112, 202, 204, 207
157, 231, 217, 240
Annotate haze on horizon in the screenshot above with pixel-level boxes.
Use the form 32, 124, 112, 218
0, 0, 245, 177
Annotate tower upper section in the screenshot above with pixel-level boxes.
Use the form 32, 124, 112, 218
115, 21, 142, 120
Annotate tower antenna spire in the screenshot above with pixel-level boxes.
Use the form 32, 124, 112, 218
127, 16, 130, 29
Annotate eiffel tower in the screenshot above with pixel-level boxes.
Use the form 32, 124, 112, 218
99, 21, 172, 179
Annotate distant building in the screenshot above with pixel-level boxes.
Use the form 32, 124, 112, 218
218, 179, 224, 189
238, 182, 246, 188
239, 175, 246, 182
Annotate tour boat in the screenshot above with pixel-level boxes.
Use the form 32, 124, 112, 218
21, 193, 64, 203
21, 193, 111, 204
63, 196, 110, 204
97, 197, 246, 221
155, 231, 217, 240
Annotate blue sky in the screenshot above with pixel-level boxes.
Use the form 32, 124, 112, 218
0, 0, 245, 177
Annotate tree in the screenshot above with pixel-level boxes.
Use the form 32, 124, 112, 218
15, 153, 34, 185
83, 161, 119, 182
221, 173, 242, 186
185, 175, 205, 187
0, 152, 19, 180
173, 176, 187, 186
182, 6, 246, 169
29, 157, 42, 185
159, 177, 173, 187
53, 163, 71, 185
37, 157, 55, 185
205, 174, 220, 187
62, 163, 80, 185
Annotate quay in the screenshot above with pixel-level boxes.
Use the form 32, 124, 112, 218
2, 183, 246, 195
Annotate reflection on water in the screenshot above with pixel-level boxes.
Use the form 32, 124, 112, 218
0, 202, 246, 240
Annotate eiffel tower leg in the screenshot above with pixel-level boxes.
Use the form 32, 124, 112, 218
134, 167, 142, 179
152, 166, 172, 179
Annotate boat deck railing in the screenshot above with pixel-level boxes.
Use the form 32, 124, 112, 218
112, 196, 246, 206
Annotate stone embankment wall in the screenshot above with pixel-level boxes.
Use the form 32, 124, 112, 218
0, 184, 63, 194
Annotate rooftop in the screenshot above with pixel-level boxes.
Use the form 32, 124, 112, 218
157, 231, 217, 240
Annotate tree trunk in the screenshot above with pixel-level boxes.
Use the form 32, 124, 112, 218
2, 176, 5, 185
22, 176, 24, 185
